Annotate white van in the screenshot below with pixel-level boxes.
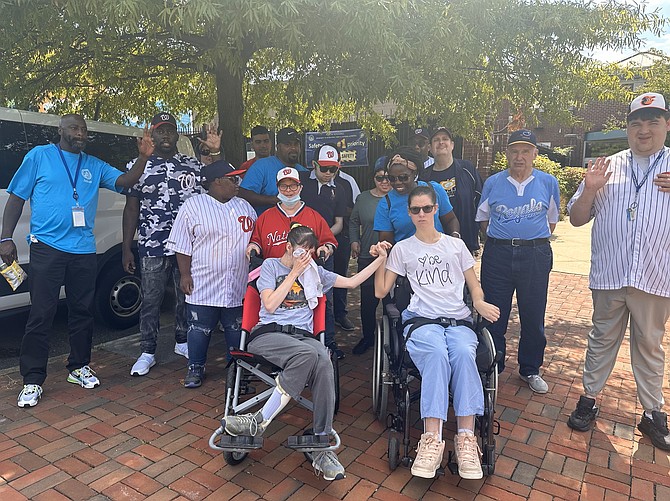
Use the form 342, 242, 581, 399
0, 107, 194, 328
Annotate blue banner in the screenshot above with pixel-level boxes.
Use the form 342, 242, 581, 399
304, 129, 368, 168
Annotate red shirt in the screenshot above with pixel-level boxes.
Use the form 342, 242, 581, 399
250, 203, 337, 258
239, 157, 257, 175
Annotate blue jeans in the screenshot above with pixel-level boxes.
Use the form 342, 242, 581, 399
187, 304, 242, 366
139, 255, 187, 354
480, 242, 552, 376
403, 313, 483, 421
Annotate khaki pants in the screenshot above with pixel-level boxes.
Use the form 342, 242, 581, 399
584, 287, 670, 411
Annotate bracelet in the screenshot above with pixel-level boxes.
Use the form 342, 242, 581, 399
209, 150, 221, 156
450, 232, 461, 238
0, 238, 13, 243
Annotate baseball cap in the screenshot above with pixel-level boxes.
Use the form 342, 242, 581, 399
276, 127, 300, 144
201, 160, 246, 182
251, 125, 270, 136
150, 112, 177, 129
314, 144, 340, 167
430, 126, 454, 141
508, 129, 537, 147
628, 92, 668, 118
276, 167, 301, 184
413, 127, 431, 140
374, 155, 388, 172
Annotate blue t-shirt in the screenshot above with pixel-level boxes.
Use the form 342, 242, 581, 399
8, 144, 123, 254
256, 258, 337, 332
373, 181, 454, 242
240, 156, 307, 214
476, 169, 560, 239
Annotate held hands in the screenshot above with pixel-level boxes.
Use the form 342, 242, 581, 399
369, 241, 392, 258
0, 240, 17, 265
584, 157, 611, 192
137, 125, 155, 159
180, 274, 194, 295
473, 299, 500, 324
198, 124, 223, 152
350, 242, 360, 259
654, 171, 670, 192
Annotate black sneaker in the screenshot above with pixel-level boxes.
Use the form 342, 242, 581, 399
184, 365, 205, 388
638, 411, 670, 450
352, 339, 373, 355
335, 316, 355, 331
328, 342, 346, 360
567, 396, 598, 431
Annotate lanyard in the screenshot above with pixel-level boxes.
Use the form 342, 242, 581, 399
55, 144, 83, 203
629, 149, 664, 194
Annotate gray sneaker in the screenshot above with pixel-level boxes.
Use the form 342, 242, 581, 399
520, 373, 548, 394
223, 410, 265, 436
312, 450, 346, 481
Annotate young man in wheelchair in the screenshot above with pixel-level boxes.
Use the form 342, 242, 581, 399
372, 185, 500, 479
223, 225, 386, 480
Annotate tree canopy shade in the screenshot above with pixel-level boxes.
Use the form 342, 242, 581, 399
0, 0, 664, 166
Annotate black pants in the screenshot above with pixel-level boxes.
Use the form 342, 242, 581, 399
333, 234, 351, 319
20, 242, 97, 385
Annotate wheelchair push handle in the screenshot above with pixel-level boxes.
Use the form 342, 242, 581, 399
318, 250, 326, 265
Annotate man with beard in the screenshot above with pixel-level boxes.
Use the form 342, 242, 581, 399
1, 114, 152, 407
238, 127, 308, 214
123, 112, 222, 377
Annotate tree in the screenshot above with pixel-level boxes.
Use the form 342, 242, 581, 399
0, 0, 664, 166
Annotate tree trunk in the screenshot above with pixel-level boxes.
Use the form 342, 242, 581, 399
214, 62, 246, 168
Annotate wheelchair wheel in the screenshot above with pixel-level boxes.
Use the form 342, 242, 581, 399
223, 450, 248, 466
372, 316, 390, 421
388, 432, 400, 470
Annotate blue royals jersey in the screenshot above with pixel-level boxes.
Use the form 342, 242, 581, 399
476, 169, 560, 239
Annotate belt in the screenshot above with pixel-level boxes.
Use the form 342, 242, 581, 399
487, 237, 549, 247
249, 322, 313, 341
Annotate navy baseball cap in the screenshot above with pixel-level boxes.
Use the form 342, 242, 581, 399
374, 155, 388, 172
413, 127, 431, 140
430, 126, 454, 141
508, 129, 537, 147
150, 112, 177, 129
201, 160, 245, 181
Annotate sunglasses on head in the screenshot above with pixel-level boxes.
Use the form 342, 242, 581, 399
408, 205, 435, 215
318, 165, 338, 174
388, 174, 412, 183
374, 175, 389, 182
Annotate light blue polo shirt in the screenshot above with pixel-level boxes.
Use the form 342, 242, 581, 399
8, 144, 123, 254
476, 169, 560, 239
240, 156, 307, 213
373, 181, 454, 242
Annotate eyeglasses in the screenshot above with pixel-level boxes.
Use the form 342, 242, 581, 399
278, 183, 301, 192
374, 175, 389, 182
408, 205, 435, 215
224, 175, 241, 185
388, 174, 412, 183
318, 165, 339, 174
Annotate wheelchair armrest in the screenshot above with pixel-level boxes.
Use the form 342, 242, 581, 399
385, 303, 401, 320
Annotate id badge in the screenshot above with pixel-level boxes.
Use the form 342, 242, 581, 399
72, 206, 86, 227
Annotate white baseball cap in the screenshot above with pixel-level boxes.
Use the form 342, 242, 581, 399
628, 92, 668, 118
315, 144, 340, 167
276, 167, 300, 184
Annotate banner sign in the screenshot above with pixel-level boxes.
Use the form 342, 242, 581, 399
304, 129, 368, 168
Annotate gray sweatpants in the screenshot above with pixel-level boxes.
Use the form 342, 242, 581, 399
247, 331, 335, 434
584, 287, 670, 411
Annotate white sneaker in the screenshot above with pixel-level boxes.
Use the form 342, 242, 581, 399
411, 432, 445, 478
174, 342, 189, 359
18, 384, 42, 408
454, 432, 483, 479
67, 366, 100, 389
131, 353, 156, 376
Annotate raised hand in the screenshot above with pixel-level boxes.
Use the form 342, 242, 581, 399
198, 124, 222, 152
137, 124, 154, 159
584, 156, 611, 192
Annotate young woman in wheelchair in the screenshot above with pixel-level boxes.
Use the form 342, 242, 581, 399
223, 224, 386, 481
372, 185, 500, 480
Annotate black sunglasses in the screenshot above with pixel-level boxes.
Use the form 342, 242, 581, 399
408, 205, 435, 215
318, 165, 339, 174
374, 175, 389, 182
199, 148, 211, 156
388, 174, 411, 183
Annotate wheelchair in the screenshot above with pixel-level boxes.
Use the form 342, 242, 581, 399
371, 280, 500, 475
209, 283, 341, 466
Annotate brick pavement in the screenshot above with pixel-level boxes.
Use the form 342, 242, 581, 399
1, 271, 670, 500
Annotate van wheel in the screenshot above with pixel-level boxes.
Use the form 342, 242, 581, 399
95, 262, 141, 329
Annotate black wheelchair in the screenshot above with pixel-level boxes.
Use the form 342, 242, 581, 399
371, 280, 500, 475
208, 283, 341, 467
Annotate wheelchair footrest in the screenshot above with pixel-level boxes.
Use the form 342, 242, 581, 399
219, 435, 263, 449
286, 434, 330, 449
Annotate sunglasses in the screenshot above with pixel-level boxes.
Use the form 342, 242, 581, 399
199, 148, 211, 156
318, 165, 339, 174
374, 175, 389, 182
388, 174, 412, 183
224, 175, 241, 185
408, 205, 435, 215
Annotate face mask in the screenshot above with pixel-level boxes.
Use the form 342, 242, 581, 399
278, 192, 301, 206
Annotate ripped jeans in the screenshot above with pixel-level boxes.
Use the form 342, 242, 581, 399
186, 303, 242, 366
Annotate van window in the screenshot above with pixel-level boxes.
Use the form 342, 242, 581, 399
0, 119, 27, 190
85, 132, 139, 170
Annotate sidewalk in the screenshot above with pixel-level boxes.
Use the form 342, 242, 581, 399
1, 223, 670, 500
